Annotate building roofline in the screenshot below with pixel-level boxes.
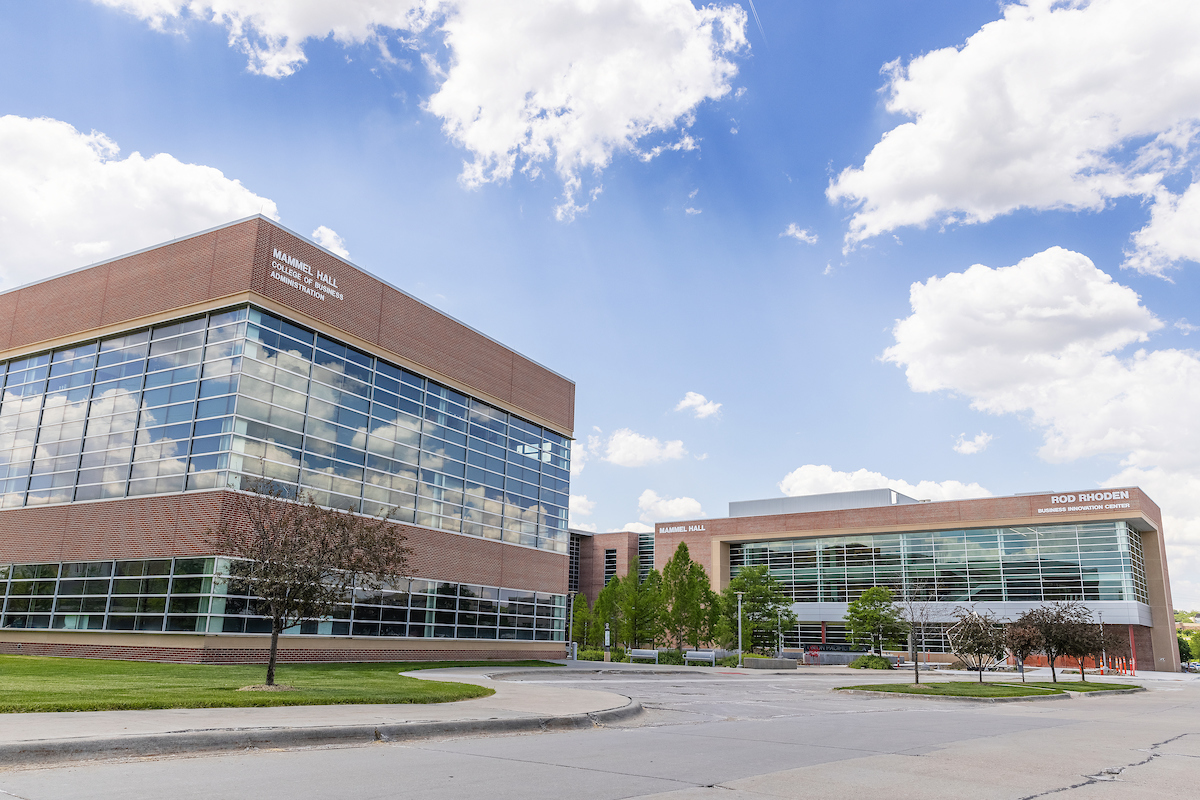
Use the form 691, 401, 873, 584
1, 215, 575, 388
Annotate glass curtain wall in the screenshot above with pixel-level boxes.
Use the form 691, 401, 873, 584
0, 305, 571, 552
0, 558, 566, 640
730, 521, 1150, 605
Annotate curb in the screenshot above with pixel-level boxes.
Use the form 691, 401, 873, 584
1071, 687, 1146, 698
0, 699, 643, 768
833, 688, 1070, 703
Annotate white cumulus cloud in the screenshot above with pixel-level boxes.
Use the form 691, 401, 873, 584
0, 115, 277, 290
603, 428, 687, 467
884, 245, 1200, 596
674, 391, 721, 419
568, 494, 595, 518
97, 0, 748, 221
311, 225, 350, 258
953, 432, 993, 455
611, 522, 654, 534
637, 489, 703, 523
779, 464, 991, 503
780, 223, 817, 244
826, 0, 1200, 271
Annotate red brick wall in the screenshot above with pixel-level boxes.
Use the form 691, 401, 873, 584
577, 531, 637, 605
0, 217, 573, 435
0, 491, 567, 594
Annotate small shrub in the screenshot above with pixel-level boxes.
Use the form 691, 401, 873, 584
717, 655, 740, 667
849, 655, 894, 670
658, 650, 684, 666
577, 649, 605, 662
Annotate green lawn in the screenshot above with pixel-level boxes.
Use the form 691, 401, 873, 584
838, 681, 1064, 698
1020, 680, 1140, 692
0, 655, 558, 713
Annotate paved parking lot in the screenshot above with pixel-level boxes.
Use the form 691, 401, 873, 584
1, 667, 1196, 799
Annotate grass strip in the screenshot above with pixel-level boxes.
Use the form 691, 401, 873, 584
838, 681, 1064, 697
0, 655, 558, 713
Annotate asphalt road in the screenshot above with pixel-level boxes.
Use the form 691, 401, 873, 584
2, 668, 1196, 800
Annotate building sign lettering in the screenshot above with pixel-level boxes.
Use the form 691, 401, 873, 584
1037, 489, 1131, 514
659, 524, 706, 533
270, 248, 345, 301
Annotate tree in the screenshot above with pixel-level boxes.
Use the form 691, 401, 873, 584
893, 578, 935, 684
207, 479, 410, 686
1017, 602, 1092, 683
948, 608, 1006, 683
1062, 609, 1104, 682
571, 593, 600, 648
660, 543, 720, 650
1005, 621, 1041, 683
1179, 634, 1193, 663
595, 556, 662, 651
844, 587, 907, 657
719, 565, 797, 654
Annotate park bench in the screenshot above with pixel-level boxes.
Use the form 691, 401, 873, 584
629, 648, 659, 664
684, 650, 716, 665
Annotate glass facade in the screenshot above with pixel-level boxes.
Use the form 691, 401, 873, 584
0, 558, 567, 641
730, 521, 1150, 605
637, 532, 654, 582
0, 305, 571, 552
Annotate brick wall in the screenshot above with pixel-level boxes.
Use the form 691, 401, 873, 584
0, 490, 567, 594
0, 217, 573, 435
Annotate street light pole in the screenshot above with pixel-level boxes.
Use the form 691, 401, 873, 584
736, 591, 744, 668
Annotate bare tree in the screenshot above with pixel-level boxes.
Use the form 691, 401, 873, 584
1005, 621, 1041, 683
947, 608, 1006, 683
208, 479, 410, 686
893, 577, 935, 685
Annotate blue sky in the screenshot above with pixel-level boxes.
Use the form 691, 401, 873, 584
1, 0, 1198, 607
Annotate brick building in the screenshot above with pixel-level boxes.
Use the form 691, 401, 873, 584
0, 216, 574, 663
576, 488, 1181, 672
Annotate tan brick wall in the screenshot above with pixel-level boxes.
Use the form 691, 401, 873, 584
0, 630, 564, 664
0, 217, 573, 435
0, 490, 567, 595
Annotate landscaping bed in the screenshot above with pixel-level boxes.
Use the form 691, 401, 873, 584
0, 655, 558, 713
836, 681, 1063, 698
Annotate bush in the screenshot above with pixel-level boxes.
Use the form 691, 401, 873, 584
577, 649, 605, 662
657, 650, 684, 666
849, 655, 894, 670
717, 655, 740, 667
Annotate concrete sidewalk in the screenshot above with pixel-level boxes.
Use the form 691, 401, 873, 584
0, 667, 640, 767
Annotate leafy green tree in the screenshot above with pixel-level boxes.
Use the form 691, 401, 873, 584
615, 558, 663, 649
719, 565, 796, 654
661, 543, 720, 650
1179, 634, 1193, 663
844, 587, 907, 656
594, 556, 663, 651
570, 593, 600, 648
1005, 621, 1041, 683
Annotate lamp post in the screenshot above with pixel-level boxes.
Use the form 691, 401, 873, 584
736, 591, 744, 668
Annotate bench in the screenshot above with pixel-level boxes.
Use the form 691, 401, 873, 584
684, 650, 716, 665
629, 648, 659, 664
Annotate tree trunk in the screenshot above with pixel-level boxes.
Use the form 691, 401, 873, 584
911, 629, 919, 685
1020, 657, 1026, 682
1079, 657, 1087, 682
266, 619, 282, 686
1049, 654, 1057, 683
978, 662, 984, 683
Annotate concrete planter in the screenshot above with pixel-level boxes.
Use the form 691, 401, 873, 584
742, 658, 797, 670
